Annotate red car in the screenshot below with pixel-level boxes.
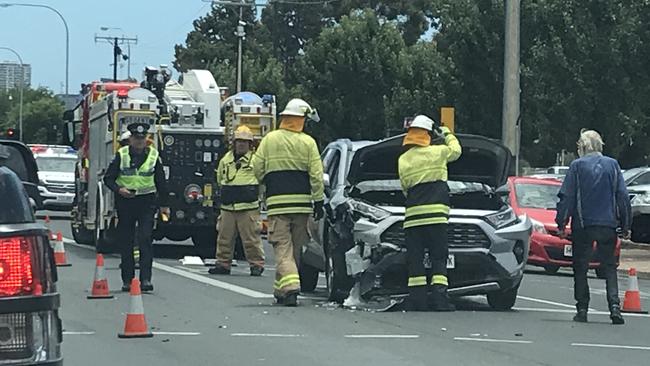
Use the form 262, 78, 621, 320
505, 176, 620, 276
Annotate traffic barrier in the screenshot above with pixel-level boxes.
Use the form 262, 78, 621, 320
622, 268, 648, 314
118, 279, 153, 338
53, 231, 71, 267
87, 254, 114, 299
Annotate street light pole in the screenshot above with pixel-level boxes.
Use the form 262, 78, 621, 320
0, 3, 70, 94
0, 46, 24, 142
212, 0, 252, 93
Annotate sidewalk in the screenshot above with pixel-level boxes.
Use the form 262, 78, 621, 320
619, 241, 650, 280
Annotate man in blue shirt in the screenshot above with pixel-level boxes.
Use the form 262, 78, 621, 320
556, 129, 631, 325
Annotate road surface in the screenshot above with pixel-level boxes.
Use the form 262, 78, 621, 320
42, 211, 650, 366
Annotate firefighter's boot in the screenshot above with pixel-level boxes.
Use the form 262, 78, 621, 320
250, 266, 264, 277
283, 290, 299, 307
208, 263, 231, 275
430, 285, 455, 312
404, 286, 429, 312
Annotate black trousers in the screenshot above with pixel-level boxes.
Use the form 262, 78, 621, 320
116, 196, 156, 284
405, 224, 448, 296
572, 226, 620, 311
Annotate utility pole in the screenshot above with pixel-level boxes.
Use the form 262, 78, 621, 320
94, 35, 138, 81
212, 0, 254, 93
501, 0, 521, 163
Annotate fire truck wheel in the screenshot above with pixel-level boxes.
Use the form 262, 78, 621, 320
192, 230, 216, 259
70, 221, 94, 245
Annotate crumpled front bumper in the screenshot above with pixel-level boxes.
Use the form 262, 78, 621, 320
346, 213, 532, 296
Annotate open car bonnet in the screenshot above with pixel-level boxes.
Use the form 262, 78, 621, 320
347, 133, 512, 188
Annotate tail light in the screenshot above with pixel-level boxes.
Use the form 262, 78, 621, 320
0, 236, 42, 297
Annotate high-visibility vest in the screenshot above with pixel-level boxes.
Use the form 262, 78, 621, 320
398, 133, 462, 229
115, 146, 158, 196
252, 129, 324, 216
217, 150, 259, 211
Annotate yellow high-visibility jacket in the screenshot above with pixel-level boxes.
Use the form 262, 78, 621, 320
253, 129, 324, 216
398, 133, 462, 229
216, 150, 259, 212
115, 146, 158, 195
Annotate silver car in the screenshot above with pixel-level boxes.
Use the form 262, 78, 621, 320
32, 149, 76, 210
315, 133, 532, 310
623, 167, 650, 243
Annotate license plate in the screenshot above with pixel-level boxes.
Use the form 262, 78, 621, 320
564, 245, 573, 257
57, 195, 73, 203
446, 254, 455, 269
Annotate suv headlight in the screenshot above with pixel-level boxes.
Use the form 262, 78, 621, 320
348, 200, 391, 222
485, 208, 518, 229
632, 193, 650, 205
530, 219, 548, 234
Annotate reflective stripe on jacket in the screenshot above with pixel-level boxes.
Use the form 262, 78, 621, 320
399, 133, 461, 229
115, 146, 158, 195
216, 150, 259, 212
253, 129, 324, 216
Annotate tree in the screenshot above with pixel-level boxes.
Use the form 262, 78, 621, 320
0, 88, 64, 144
298, 9, 405, 142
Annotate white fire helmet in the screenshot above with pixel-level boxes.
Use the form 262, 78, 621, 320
409, 115, 434, 132
280, 98, 320, 122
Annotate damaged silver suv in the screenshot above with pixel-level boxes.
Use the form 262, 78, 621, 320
316, 133, 532, 310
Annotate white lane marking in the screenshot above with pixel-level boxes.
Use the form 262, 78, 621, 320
153, 262, 272, 299
63, 331, 95, 335
517, 295, 587, 310
514, 307, 650, 318
344, 334, 420, 339
571, 343, 650, 351
231, 333, 304, 338
454, 337, 532, 344
63, 239, 274, 299
152, 331, 201, 336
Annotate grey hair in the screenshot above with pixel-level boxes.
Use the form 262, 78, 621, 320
577, 129, 604, 157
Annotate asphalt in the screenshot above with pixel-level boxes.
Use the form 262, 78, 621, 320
41, 211, 650, 366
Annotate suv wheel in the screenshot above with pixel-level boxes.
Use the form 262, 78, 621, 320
324, 224, 354, 303
487, 285, 519, 311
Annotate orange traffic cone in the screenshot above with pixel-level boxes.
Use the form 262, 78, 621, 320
53, 232, 71, 267
87, 254, 113, 299
622, 268, 648, 314
118, 279, 153, 338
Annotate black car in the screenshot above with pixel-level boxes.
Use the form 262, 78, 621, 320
0, 140, 62, 365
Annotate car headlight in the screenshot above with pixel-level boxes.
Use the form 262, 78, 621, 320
632, 193, 650, 205
485, 208, 518, 229
347, 200, 391, 222
530, 219, 548, 234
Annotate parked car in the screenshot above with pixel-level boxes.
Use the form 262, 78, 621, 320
314, 134, 532, 310
0, 140, 62, 365
503, 176, 620, 276
546, 166, 570, 175
623, 167, 650, 243
29, 145, 77, 211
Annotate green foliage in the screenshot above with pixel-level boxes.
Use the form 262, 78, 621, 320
174, 0, 650, 167
0, 88, 64, 144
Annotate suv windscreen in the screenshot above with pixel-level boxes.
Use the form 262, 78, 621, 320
35, 156, 76, 173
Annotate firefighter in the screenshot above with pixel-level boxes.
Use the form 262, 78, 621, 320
209, 125, 265, 276
104, 122, 170, 292
253, 98, 324, 307
398, 115, 461, 311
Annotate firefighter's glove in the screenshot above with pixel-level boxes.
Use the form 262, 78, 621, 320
440, 126, 452, 136
313, 201, 325, 220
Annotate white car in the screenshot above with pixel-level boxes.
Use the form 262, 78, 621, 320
30, 145, 77, 210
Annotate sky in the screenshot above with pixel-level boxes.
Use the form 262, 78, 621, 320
0, 0, 223, 95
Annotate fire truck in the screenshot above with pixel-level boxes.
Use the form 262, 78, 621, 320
63, 67, 276, 257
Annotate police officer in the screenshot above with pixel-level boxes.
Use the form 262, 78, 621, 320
398, 115, 461, 311
209, 125, 265, 276
253, 98, 324, 307
104, 122, 170, 292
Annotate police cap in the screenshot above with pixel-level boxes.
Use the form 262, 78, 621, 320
127, 122, 149, 137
